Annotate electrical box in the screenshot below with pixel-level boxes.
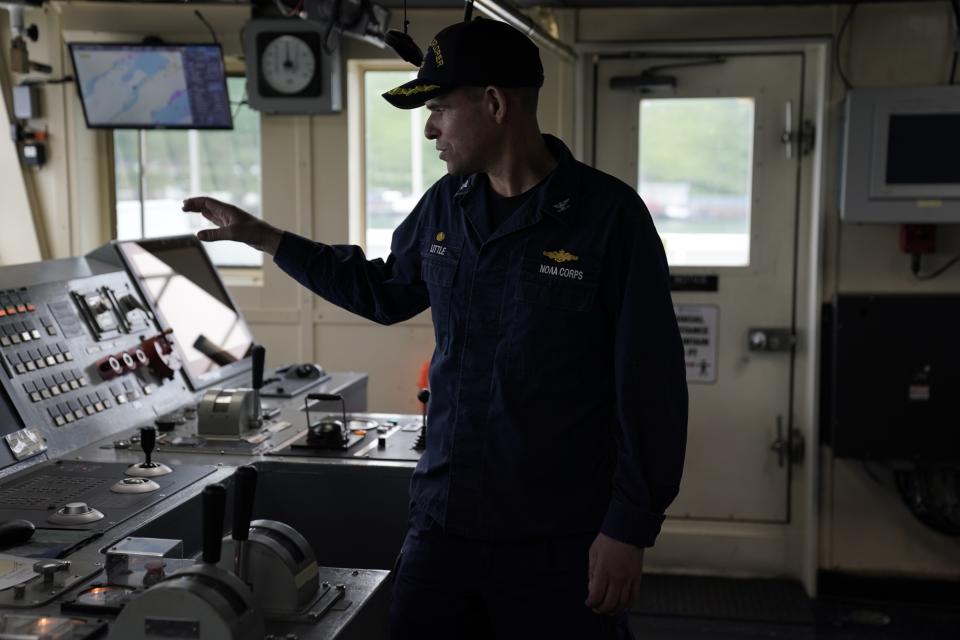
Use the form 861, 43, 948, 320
825, 294, 960, 460
12, 84, 39, 119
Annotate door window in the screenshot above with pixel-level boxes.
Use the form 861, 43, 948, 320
638, 97, 755, 267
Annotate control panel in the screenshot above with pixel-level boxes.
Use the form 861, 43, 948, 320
0, 266, 190, 466
0, 240, 393, 638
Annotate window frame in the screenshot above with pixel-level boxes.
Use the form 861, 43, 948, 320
108, 65, 264, 279
347, 58, 426, 254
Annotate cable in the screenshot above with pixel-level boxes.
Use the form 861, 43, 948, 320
835, 1, 859, 91
911, 252, 960, 280
950, 0, 959, 84
194, 10, 218, 45
231, 87, 248, 120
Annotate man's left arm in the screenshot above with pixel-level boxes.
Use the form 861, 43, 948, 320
585, 195, 688, 615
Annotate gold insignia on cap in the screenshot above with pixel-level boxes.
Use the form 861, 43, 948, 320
428, 39, 444, 67
387, 84, 441, 97
543, 250, 579, 264
436, 232, 446, 242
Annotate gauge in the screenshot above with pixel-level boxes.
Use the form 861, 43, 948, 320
260, 35, 317, 96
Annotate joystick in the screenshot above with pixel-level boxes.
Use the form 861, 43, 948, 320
126, 426, 172, 477
414, 388, 429, 450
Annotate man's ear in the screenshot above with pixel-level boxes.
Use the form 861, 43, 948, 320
484, 86, 508, 124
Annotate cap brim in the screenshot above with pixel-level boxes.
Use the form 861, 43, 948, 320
382, 78, 451, 109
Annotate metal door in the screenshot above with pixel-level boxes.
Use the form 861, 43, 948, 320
592, 53, 805, 522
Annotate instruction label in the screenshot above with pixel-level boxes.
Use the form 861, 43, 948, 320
675, 305, 718, 384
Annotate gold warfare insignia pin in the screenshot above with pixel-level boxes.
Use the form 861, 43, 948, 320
436, 232, 446, 242
387, 84, 441, 97
543, 250, 579, 264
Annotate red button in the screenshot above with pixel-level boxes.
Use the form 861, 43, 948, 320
0, 310, 6, 318
25, 304, 36, 312
15, 305, 26, 313
5, 307, 15, 315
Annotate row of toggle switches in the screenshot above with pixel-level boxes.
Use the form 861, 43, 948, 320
47, 391, 115, 426
39, 378, 152, 427
0, 289, 36, 317
5, 342, 74, 375
0, 316, 57, 347
22, 368, 90, 401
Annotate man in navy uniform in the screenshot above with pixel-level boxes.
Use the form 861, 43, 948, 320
184, 18, 687, 639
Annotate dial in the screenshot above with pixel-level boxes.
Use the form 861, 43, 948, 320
261, 35, 317, 95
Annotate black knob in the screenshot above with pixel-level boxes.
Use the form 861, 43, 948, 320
251, 345, 265, 390
202, 484, 227, 564
417, 388, 430, 437
232, 466, 257, 542
140, 427, 156, 466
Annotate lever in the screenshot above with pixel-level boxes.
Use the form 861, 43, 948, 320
140, 426, 156, 468
202, 484, 227, 565
415, 388, 430, 450
417, 388, 430, 429
232, 466, 258, 581
251, 345, 265, 426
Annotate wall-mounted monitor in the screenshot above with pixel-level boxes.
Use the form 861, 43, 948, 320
69, 43, 233, 129
840, 85, 960, 223
115, 236, 253, 390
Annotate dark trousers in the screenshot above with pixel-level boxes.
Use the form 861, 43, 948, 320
390, 516, 632, 640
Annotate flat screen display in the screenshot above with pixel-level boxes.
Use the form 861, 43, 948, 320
886, 114, 960, 185
69, 43, 232, 129
117, 236, 253, 389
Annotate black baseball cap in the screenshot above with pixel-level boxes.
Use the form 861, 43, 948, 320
383, 18, 544, 110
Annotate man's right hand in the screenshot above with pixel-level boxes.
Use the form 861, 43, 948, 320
182, 197, 283, 256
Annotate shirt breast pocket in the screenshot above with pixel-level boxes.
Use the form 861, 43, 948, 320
421, 234, 462, 354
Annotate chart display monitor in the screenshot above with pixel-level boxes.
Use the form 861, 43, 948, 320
69, 43, 232, 129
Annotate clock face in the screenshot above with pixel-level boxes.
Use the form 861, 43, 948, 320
260, 35, 317, 95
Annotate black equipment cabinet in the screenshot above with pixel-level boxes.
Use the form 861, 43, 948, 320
825, 294, 960, 460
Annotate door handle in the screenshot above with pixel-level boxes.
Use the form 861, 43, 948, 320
781, 100, 816, 158
781, 100, 794, 160
770, 415, 805, 468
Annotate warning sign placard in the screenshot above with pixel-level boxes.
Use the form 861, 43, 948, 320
675, 304, 718, 384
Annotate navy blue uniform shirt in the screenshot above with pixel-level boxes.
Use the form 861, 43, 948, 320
274, 135, 687, 548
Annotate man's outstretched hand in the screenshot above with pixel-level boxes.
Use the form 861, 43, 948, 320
585, 532, 644, 615
182, 197, 283, 256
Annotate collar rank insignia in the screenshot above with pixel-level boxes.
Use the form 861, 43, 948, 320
543, 250, 579, 264
552, 198, 571, 213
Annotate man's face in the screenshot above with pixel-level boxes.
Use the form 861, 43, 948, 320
424, 88, 496, 176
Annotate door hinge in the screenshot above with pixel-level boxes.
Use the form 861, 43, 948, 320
781, 100, 815, 158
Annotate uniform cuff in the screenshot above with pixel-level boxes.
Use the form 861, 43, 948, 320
601, 499, 665, 548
